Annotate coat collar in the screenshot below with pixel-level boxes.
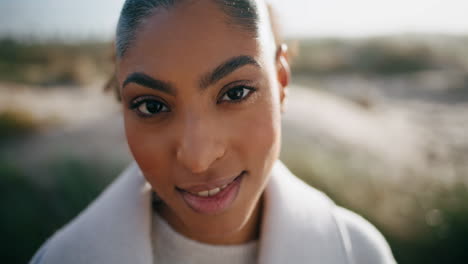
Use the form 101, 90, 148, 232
39, 161, 348, 264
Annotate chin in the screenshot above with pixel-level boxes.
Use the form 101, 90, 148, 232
183, 187, 263, 244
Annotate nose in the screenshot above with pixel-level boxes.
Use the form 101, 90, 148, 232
176, 114, 225, 174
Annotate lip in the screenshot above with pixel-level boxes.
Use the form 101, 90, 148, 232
176, 173, 241, 194
178, 171, 245, 215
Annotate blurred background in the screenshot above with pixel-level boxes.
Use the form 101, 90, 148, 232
1, 0, 468, 263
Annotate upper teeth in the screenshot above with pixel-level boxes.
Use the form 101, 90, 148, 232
196, 183, 229, 197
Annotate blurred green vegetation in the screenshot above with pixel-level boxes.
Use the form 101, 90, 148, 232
290, 35, 468, 76
0, 38, 113, 86
0, 156, 123, 264
0, 110, 39, 142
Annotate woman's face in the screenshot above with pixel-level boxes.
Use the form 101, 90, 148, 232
117, 0, 289, 244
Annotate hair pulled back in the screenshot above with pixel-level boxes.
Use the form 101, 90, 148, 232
116, 0, 260, 58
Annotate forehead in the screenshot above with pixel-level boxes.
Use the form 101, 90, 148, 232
118, 0, 264, 83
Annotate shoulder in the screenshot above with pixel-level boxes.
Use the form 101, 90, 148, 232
28, 162, 153, 264
332, 206, 397, 264
266, 161, 397, 264
29, 240, 49, 264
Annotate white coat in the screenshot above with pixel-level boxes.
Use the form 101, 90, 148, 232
30, 161, 396, 264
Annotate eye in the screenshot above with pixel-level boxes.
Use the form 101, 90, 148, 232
220, 86, 255, 103
130, 97, 169, 117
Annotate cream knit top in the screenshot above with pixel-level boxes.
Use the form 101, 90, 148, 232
152, 212, 258, 264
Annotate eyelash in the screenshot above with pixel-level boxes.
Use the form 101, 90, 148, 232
129, 95, 169, 118
217, 85, 257, 104
129, 85, 258, 118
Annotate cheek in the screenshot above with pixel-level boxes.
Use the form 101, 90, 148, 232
230, 91, 282, 173
123, 113, 173, 189
253, 108, 281, 171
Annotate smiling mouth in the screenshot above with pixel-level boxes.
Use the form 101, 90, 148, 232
176, 171, 246, 214
184, 182, 231, 197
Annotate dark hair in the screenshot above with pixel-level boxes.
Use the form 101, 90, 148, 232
116, 0, 260, 58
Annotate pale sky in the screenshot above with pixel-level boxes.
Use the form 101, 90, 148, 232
0, 0, 467, 40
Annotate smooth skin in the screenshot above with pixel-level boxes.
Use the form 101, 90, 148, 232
117, 0, 290, 245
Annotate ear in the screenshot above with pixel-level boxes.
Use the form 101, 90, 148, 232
275, 44, 290, 113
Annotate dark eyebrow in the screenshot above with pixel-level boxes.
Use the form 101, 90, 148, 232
199, 55, 260, 89
123, 72, 175, 95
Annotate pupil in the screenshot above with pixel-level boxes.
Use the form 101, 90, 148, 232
146, 102, 161, 113
228, 88, 244, 100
